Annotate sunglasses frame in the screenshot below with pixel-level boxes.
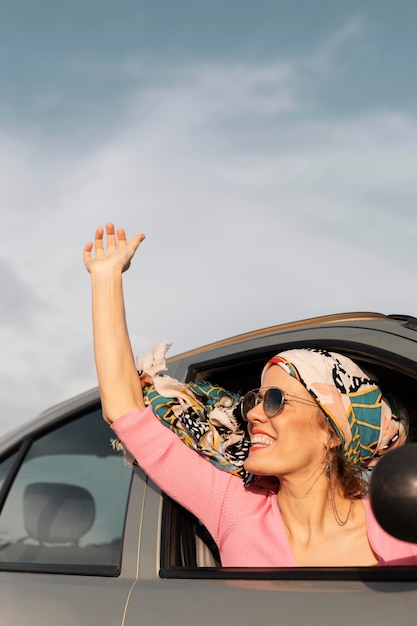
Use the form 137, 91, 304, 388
240, 386, 318, 421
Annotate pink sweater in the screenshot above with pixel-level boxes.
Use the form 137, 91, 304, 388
113, 406, 417, 567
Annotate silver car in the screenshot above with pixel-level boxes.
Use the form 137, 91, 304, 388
0, 312, 416, 625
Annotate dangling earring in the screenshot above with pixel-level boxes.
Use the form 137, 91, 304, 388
326, 417, 352, 526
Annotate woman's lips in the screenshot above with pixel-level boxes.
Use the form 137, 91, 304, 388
250, 429, 276, 449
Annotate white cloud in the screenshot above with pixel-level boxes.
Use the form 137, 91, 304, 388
306, 17, 364, 74
1, 43, 417, 435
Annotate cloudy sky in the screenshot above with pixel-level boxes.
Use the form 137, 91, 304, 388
1, 0, 417, 435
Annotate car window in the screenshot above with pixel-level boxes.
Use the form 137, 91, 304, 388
0, 409, 132, 575
160, 345, 417, 580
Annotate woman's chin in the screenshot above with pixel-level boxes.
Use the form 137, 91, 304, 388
244, 454, 269, 476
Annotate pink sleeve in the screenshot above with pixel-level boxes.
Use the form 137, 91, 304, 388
111, 406, 236, 542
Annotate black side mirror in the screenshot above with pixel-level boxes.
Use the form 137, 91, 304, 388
369, 442, 417, 544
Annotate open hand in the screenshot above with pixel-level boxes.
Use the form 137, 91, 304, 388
83, 223, 145, 275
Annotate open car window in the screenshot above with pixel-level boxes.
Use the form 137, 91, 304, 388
160, 341, 417, 580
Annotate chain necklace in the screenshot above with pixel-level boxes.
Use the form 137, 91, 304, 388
326, 418, 353, 526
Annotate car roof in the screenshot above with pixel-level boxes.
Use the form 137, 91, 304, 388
2, 311, 417, 451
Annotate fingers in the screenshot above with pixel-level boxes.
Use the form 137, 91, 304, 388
85, 223, 145, 259
129, 232, 146, 253
84, 241, 93, 255
83, 241, 93, 268
117, 227, 127, 246
94, 227, 105, 258
114, 228, 146, 251
106, 223, 117, 253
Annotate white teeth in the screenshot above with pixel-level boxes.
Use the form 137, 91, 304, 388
250, 435, 275, 447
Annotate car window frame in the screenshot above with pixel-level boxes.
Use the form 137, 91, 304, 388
0, 405, 134, 577
159, 331, 417, 582
159, 496, 417, 582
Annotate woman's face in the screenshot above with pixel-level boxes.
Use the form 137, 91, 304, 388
243, 365, 328, 482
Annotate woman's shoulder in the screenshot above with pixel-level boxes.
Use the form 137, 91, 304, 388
223, 479, 277, 521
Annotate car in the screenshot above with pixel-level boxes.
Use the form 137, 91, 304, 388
0, 311, 416, 625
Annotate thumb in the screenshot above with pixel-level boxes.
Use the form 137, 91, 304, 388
129, 233, 146, 254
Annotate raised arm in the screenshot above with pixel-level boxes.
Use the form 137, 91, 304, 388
83, 223, 146, 423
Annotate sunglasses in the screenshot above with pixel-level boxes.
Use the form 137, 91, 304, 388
240, 387, 318, 421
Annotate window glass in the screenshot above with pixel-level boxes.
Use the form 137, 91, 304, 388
0, 409, 132, 572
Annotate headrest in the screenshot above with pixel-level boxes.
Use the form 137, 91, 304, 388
23, 482, 95, 544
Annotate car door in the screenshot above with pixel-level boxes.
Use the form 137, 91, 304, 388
0, 401, 144, 626
123, 315, 417, 626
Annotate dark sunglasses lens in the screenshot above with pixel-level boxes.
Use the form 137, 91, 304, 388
241, 388, 285, 420
263, 388, 284, 418
241, 391, 258, 420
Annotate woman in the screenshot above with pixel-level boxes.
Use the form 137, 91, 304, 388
84, 223, 417, 567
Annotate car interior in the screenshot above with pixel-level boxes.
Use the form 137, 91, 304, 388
0, 409, 130, 574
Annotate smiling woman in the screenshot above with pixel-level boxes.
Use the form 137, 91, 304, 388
84, 223, 417, 568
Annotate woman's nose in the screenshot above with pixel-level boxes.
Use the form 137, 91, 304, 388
246, 401, 268, 424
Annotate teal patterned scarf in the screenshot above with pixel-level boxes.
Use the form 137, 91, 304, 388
264, 349, 409, 468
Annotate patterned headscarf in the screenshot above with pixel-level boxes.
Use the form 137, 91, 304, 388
263, 348, 409, 468
112, 342, 252, 483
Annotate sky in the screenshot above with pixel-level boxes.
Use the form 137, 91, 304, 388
1, 0, 417, 435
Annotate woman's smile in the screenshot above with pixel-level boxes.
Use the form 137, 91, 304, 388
250, 428, 276, 450
243, 365, 328, 478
